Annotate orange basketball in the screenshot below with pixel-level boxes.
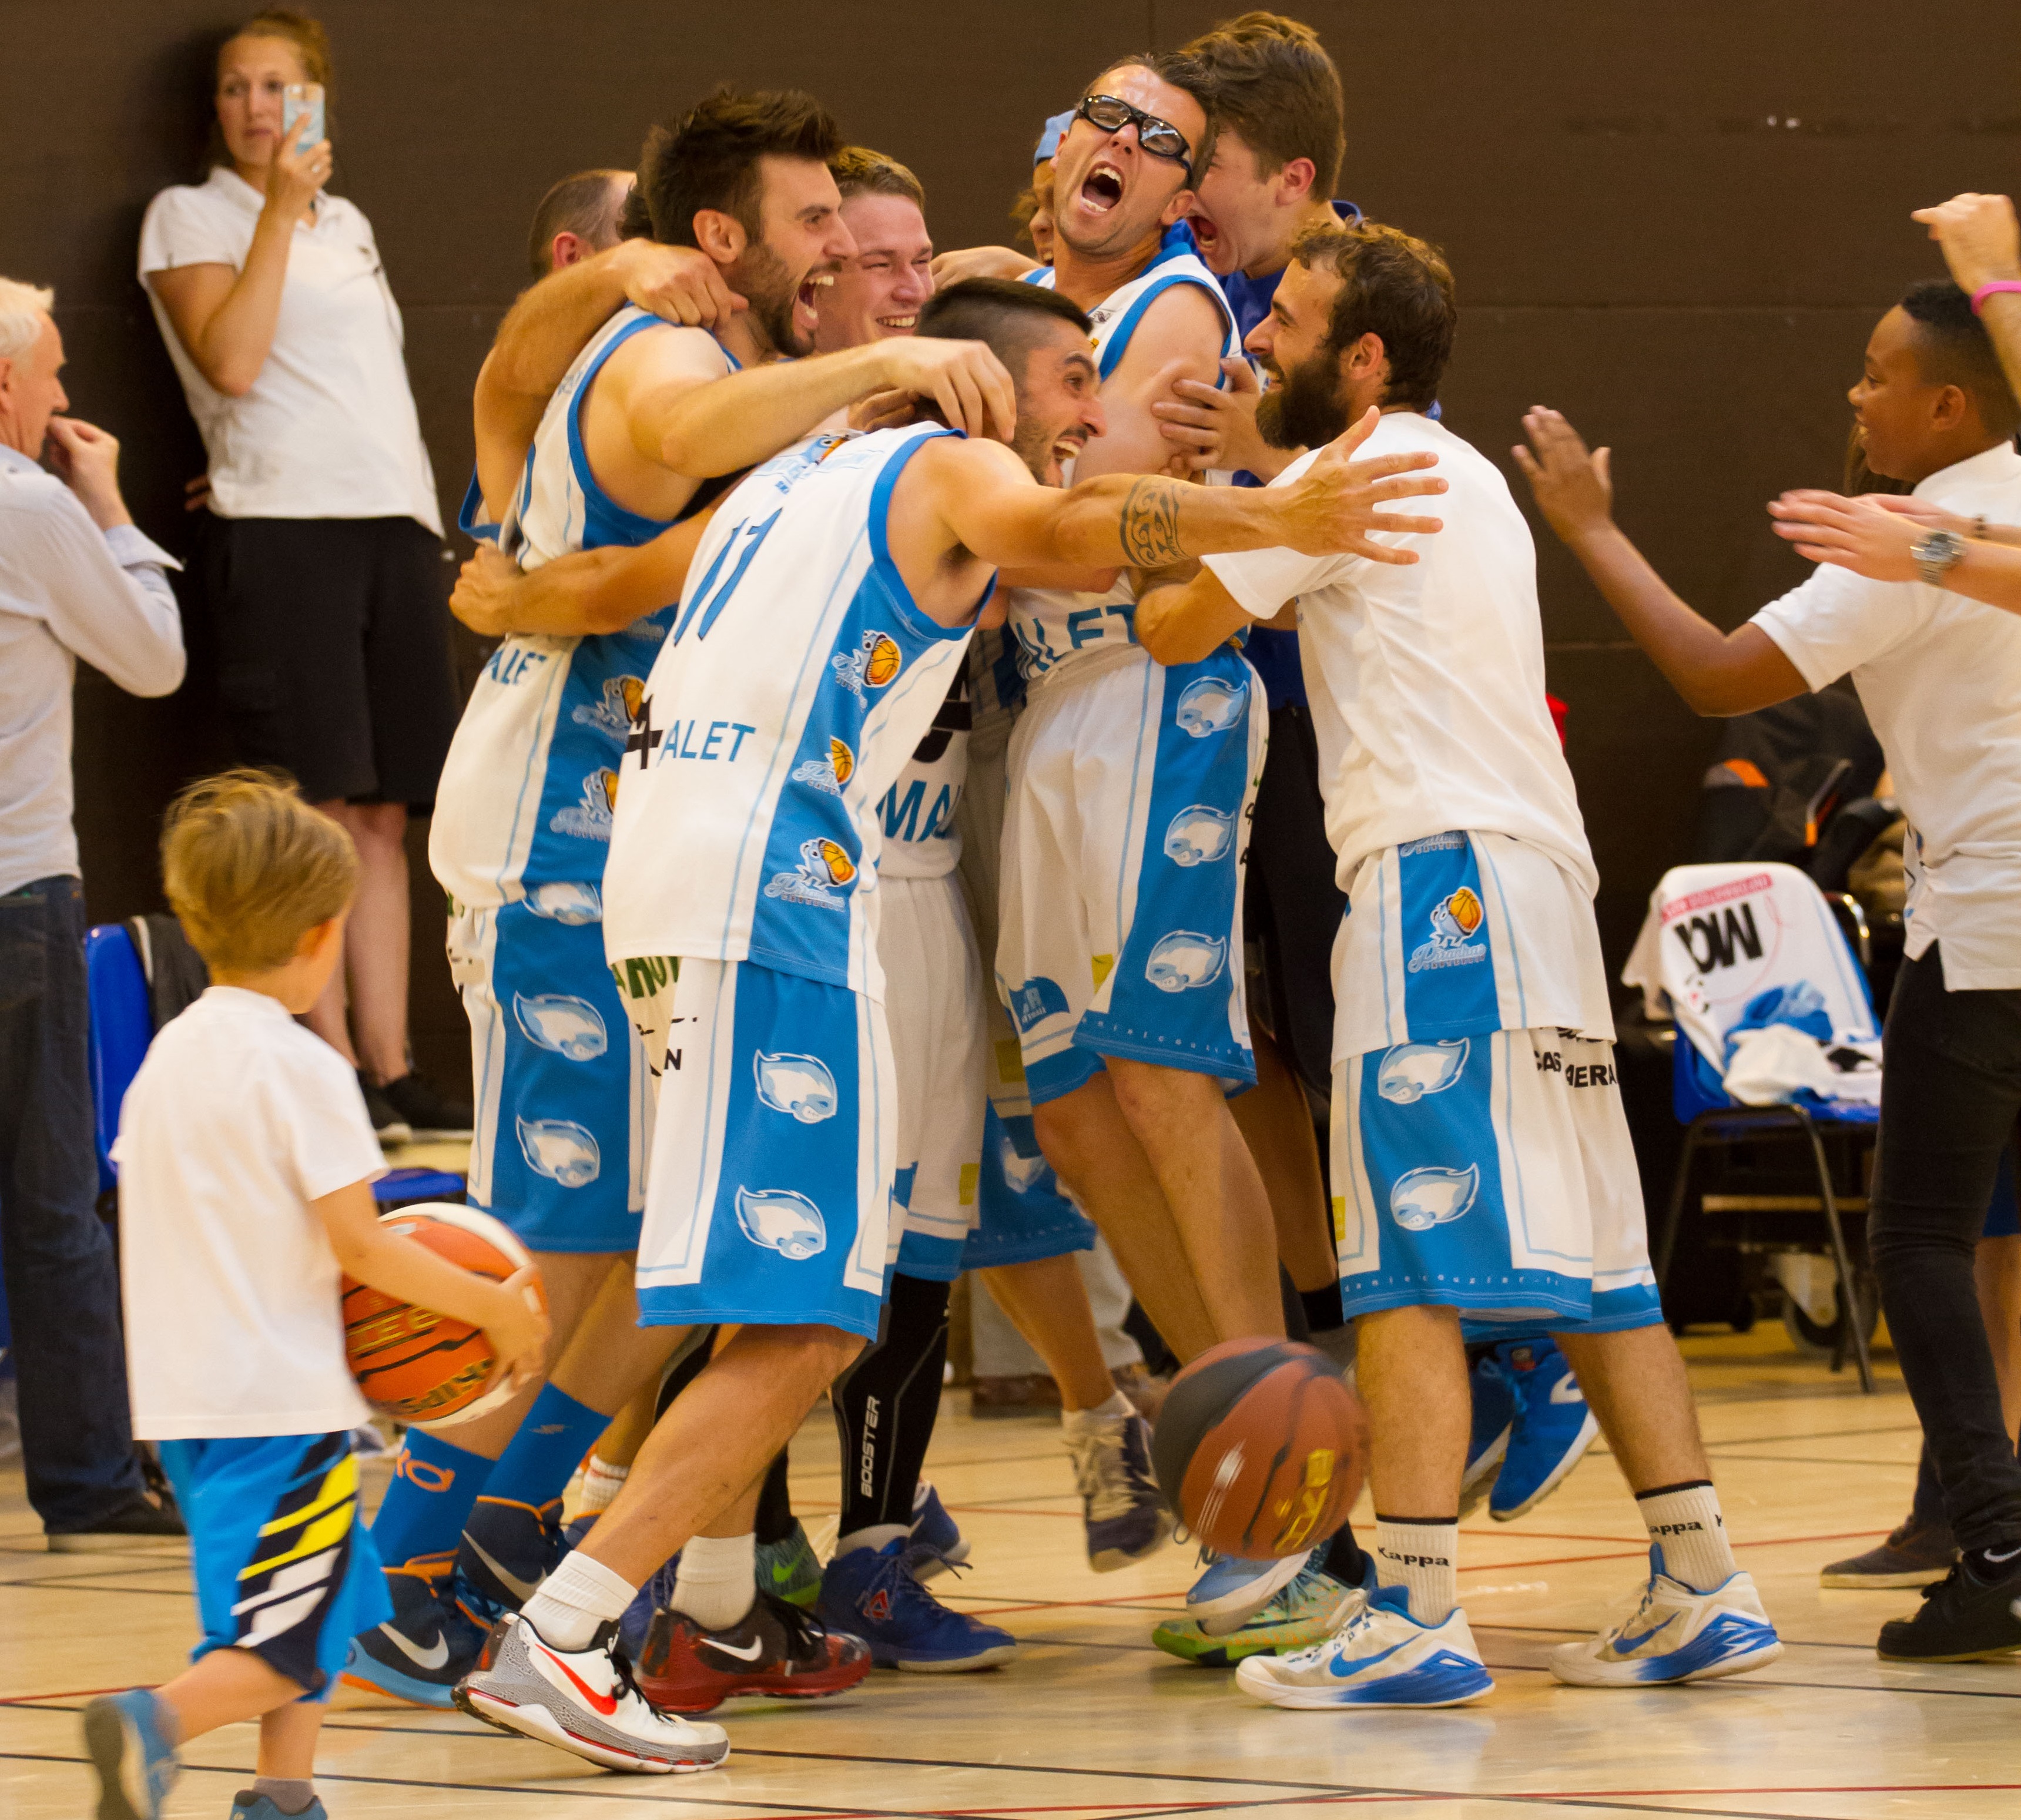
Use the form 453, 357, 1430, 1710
341, 1204, 541, 1428
1151, 1338, 1368, 1560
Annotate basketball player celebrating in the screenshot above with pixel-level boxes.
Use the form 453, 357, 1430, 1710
1137, 221, 1782, 1706
350, 90, 1013, 1708
451, 278, 1448, 1772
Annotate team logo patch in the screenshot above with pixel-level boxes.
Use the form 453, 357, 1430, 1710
514, 992, 608, 1061
571, 673, 646, 740
1006, 975, 1070, 1033
1390, 1162, 1480, 1232
522, 881, 602, 924
754, 1051, 839, 1123
790, 738, 856, 796
1164, 803, 1235, 867
735, 1187, 827, 1259
832, 630, 903, 700
763, 837, 857, 910
1407, 886, 1486, 973
516, 1117, 601, 1188
1174, 673, 1246, 738
1376, 1038, 1470, 1104
549, 768, 618, 841
1145, 930, 1227, 993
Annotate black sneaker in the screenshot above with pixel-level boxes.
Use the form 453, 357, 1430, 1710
1821, 1513, 1957, 1588
379, 1071, 474, 1140
358, 1073, 414, 1145
48, 1493, 188, 1554
1875, 1557, 2021, 1661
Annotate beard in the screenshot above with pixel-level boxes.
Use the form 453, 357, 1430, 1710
1011, 411, 1075, 482
737, 240, 810, 357
1256, 348, 1350, 451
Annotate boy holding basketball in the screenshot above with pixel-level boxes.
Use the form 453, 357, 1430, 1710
83, 773, 547, 1820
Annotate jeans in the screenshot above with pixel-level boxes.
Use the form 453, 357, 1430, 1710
1869, 944, 2021, 1551
0, 875, 145, 1528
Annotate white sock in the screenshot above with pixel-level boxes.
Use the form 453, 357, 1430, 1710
835, 1521, 909, 1558
520, 1550, 637, 1653
1375, 1517, 1458, 1625
671, 1532, 756, 1631
578, 1455, 628, 1514
1061, 1389, 1133, 1435
1637, 1481, 1737, 1591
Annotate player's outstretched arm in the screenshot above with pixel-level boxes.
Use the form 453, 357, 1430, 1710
450, 511, 717, 640
314, 1178, 550, 1390
473, 242, 745, 514
1516, 407, 1805, 717
1769, 488, 2021, 615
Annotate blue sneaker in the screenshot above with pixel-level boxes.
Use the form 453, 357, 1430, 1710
1185, 1547, 1312, 1631
618, 1549, 681, 1662
1459, 1352, 1516, 1519
818, 1538, 1017, 1671
909, 1481, 970, 1580
1065, 1409, 1172, 1571
231, 1796, 329, 1820
1490, 1338, 1598, 1521
341, 1556, 490, 1709
1154, 1555, 1367, 1664
455, 1494, 565, 1621
1235, 1581, 1494, 1708
82, 1689, 179, 1820
1550, 1547, 1781, 1685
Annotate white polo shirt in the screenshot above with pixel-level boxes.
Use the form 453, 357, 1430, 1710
138, 166, 441, 531
113, 987, 384, 1439
1751, 440, 2021, 991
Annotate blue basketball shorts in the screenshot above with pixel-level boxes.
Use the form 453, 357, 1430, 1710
635, 958, 896, 1340
995, 642, 1263, 1107
447, 887, 651, 1254
1331, 1027, 1664, 1333
156, 1431, 390, 1698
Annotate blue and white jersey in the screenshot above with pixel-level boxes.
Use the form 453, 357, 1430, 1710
429, 306, 734, 909
1008, 224, 1238, 689
602, 423, 987, 1000
877, 666, 970, 881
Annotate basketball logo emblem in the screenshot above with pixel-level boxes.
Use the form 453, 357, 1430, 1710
864, 635, 901, 688
816, 839, 856, 885
790, 738, 856, 797
832, 739, 854, 785
1408, 883, 1488, 973
832, 629, 904, 699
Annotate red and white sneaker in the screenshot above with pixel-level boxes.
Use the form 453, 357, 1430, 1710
453, 1613, 729, 1774
636, 1590, 872, 1712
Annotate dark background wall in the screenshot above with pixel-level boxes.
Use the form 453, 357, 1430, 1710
5, 2, 2017, 1084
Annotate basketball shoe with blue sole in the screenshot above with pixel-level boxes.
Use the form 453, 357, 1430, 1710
1549, 1547, 1781, 1685
818, 1537, 1017, 1671
909, 1482, 970, 1579
1185, 1547, 1313, 1631
1154, 1556, 1368, 1665
1490, 1337, 1598, 1521
1458, 1352, 1516, 1520
82, 1689, 179, 1820
1235, 1582, 1494, 1708
341, 1556, 491, 1708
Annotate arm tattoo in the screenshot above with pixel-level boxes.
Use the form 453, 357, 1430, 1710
1120, 477, 1186, 567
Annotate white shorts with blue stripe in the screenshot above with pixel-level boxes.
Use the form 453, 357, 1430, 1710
635, 958, 896, 1341
1329, 830, 1661, 1333
996, 641, 1264, 1105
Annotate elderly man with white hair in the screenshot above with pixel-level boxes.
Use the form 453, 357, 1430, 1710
0, 274, 187, 1550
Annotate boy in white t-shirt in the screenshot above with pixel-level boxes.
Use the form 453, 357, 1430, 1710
85, 773, 547, 1820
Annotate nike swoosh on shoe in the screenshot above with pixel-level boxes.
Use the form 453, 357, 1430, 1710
531, 1641, 619, 1715
1549, 1376, 1587, 1405
379, 1624, 450, 1670
466, 1537, 543, 1605
700, 1635, 767, 1662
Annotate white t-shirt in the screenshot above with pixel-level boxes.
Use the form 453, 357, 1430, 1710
112, 986, 385, 1439
1751, 441, 2021, 990
1203, 412, 1596, 895
138, 167, 441, 531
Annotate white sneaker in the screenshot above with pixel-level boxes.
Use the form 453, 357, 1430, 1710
1550, 1547, 1782, 1687
1236, 1583, 1494, 1708
454, 1613, 729, 1773
1186, 1547, 1313, 1634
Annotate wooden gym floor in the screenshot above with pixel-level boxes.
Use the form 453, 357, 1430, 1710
5, 1328, 2017, 1820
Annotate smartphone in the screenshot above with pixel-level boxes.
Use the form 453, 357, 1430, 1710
282, 82, 325, 153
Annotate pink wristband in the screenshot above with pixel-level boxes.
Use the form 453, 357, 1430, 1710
1970, 279, 2021, 315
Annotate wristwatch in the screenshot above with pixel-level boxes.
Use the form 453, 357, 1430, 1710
1911, 527, 1966, 588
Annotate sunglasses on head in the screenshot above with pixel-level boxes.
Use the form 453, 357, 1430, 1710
1074, 93, 1195, 176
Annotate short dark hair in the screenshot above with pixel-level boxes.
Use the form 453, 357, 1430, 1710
527, 169, 630, 279
1900, 277, 2021, 438
1081, 49, 1219, 180
830, 146, 924, 210
1292, 220, 1456, 411
636, 86, 843, 249
1182, 12, 1345, 197
917, 278, 1092, 379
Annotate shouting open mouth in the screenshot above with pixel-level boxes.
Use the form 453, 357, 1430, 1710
1079, 160, 1125, 215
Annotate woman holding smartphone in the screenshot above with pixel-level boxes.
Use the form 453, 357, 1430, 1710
139, 9, 467, 1141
